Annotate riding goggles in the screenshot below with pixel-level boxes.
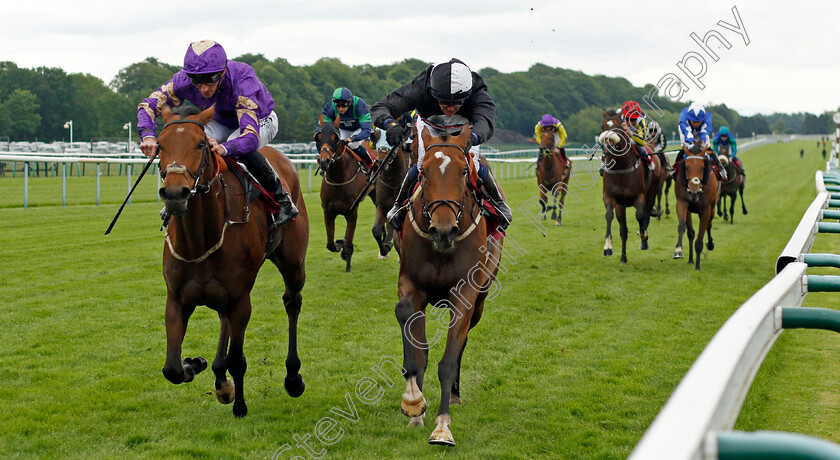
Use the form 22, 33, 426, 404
187, 71, 223, 86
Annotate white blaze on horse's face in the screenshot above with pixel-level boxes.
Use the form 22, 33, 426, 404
434, 151, 451, 176
690, 177, 701, 185
606, 120, 614, 128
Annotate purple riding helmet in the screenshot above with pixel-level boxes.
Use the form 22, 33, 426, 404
183, 40, 227, 75
539, 114, 559, 127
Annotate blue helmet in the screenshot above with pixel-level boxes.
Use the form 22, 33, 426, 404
719, 126, 730, 135
332, 87, 353, 104
183, 40, 227, 74
685, 102, 706, 122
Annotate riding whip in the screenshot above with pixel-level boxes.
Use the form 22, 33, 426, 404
105, 152, 158, 235
348, 144, 399, 213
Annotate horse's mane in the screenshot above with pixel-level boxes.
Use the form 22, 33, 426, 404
172, 104, 203, 118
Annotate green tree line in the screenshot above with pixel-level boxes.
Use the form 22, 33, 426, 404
0, 57, 835, 144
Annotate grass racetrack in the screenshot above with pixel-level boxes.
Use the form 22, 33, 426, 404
1, 140, 838, 459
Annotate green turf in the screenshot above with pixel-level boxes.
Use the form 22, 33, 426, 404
0, 141, 834, 459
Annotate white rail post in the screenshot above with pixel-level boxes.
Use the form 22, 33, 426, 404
62, 162, 66, 207
24, 162, 29, 208
96, 163, 101, 206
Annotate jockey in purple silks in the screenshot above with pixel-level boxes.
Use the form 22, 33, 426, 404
137, 40, 297, 227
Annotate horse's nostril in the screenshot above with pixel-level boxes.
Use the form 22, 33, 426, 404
448, 226, 460, 239
160, 186, 190, 201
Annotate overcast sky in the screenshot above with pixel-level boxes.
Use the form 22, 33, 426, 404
3, 0, 838, 116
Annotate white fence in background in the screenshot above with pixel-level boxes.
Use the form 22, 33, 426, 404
629, 168, 840, 459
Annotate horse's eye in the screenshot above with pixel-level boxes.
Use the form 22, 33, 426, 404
197, 141, 206, 150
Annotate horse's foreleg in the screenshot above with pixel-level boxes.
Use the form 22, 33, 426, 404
395, 284, 430, 426
430, 308, 474, 447
740, 182, 748, 215
674, 201, 687, 259
372, 208, 387, 258
282, 265, 306, 398
616, 205, 629, 264
538, 188, 548, 221
604, 201, 615, 256
635, 196, 649, 251
341, 211, 358, 272
665, 178, 672, 215
686, 213, 696, 264
324, 211, 338, 253
226, 296, 252, 417
212, 314, 234, 404
162, 295, 202, 384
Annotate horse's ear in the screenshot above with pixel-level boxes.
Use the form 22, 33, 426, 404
602, 109, 608, 118
161, 105, 174, 123
318, 114, 325, 127
455, 123, 472, 148
197, 105, 215, 125
314, 131, 321, 143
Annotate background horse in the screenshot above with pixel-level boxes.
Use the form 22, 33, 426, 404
536, 129, 572, 225
673, 140, 720, 270
653, 163, 673, 219
716, 143, 747, 223
393, 122, 503, 447
598, 110, 664, 264
157, 105, 308, 417
314, 116, 372, 272
370, 125, 411, 259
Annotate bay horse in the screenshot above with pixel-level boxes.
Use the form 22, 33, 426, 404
716, 143, 747, 223
536, 129, 572, 225
598, 110, 666, 264
157, 105, 308, 417
370, 125, 411, 259
393, 122, 504, 446
314, 115, 372, 272
673, 140, 720, 270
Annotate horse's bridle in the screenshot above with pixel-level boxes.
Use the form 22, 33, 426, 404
158, 119, 219, 196
682, 155, 709, 193
419, 143, 472, 223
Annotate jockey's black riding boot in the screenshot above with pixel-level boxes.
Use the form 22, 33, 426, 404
478, 165, 513, 230
711, 153, 728, 181
352, 145, 374, 176
387, 164, 419, 231
240, 152, 299, 227
559, 147, 570, 166
735, 158, 745, 176
658, 152, 672, 172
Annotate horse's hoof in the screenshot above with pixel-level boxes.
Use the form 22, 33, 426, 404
743, 209, 748, 215
604, 249, 613, 257
233, 401, 248, 418
449, 394, 462, 405
640, 242, 649, 250
428, 416, 455, 446
707, 241, 715, 251
326, 243, 338, 253
673, 250, 683, 259
620, 257, 627, 265
285, 374, 305, 398
555, 220, 561, 226
666, 209, 671, 215
401, 395, 427, 418
408, 415, 424, 427
377, 253, 389, 260
215, 378, 235, 404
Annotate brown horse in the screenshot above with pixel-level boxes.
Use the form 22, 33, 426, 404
716, 143, 747, 223
673, 141, 720, 270
599, 110, 666, 264
393, 123, 504, 446
370, 126, 411, 259
536, 129, 572, 225
157, 105, 308, 417
314, 116, 372, 272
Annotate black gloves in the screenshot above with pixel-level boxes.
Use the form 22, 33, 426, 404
465, 132, 479, 151
385, 122, 403, 146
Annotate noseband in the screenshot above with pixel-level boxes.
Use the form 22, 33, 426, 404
158, 119, 218, 196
